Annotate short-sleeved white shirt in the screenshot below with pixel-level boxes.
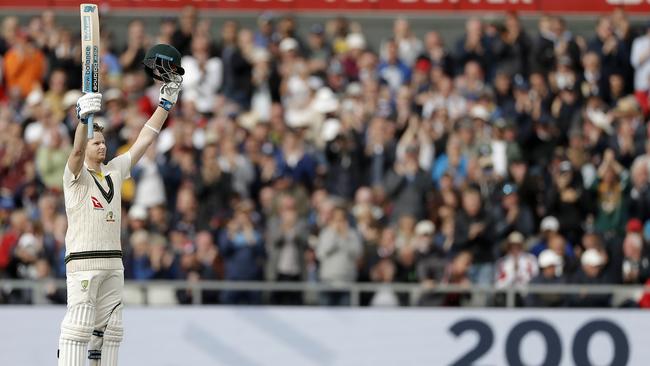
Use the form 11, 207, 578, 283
63, 152, 131, 272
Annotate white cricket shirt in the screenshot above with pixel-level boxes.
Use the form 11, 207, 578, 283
62, 152, 131, 273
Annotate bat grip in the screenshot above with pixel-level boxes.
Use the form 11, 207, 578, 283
87, 114, 94, 139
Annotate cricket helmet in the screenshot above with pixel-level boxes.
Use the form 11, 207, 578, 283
142, 44, 185, 82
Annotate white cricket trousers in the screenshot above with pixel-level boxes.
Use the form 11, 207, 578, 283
58, 269, 124, 366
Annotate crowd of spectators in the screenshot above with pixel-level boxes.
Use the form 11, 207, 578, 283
2, 7, 650, 307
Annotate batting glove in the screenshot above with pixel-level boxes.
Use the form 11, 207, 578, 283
76, 92, 103, 122
159, 74, 182, 111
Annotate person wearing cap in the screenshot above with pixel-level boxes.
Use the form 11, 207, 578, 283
414, 220, 449, 294
568, 248, 613, 307
495, 232, 538, 291
525, 249, 567, 307
126, 205, 148, 233
530, 216, 561, 255
492, 182, 535, 241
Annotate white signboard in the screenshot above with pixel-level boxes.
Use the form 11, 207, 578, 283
1, 307, 649, 366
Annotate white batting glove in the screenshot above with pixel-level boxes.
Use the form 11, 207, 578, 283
76, 92, 102, 122
159, 74, 182, 111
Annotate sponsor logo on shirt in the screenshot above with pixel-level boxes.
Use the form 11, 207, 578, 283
91, 196, 104, 210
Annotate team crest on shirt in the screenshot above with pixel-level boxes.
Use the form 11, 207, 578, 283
105, 210, 115, 223
81, 280, 89, 291
91, 196, 104, 210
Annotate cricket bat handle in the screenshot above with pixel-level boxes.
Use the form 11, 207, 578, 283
87, 114, 94, 138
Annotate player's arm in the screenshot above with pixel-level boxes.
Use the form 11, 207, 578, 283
128, 77, 182, 168
67, 93, 102, 177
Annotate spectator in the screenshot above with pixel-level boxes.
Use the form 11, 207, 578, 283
569, 248, 613, 307
389, 17, 423, 67
628, 156, 650, 221
492, 182, 535, 241
119, 19, 150, 72
316, 206, 363, 306
420, 250, 473, 306
254, 12, 275, 50
266, 200, 309, 305
377, 38, 411, 92
35, 128, 71, 191
453, 187, 495, 285
546, 160, 589, 244
420, 31, 454, 77
502, 12, 532, 77
631, 22, 650, 98
194, 142, 233, 230
455, 17, 492, 78
219, 206, 265, 304
3, 32, 45, 98
621, 232, 650, 285
588, 16, 628, 88
525, 249, 567, 307
383, 143, 433, 221
220, 21, 253, 109
414, 219, 447, 284
590, 149, 629, 239
495, 232, 539, 290
171, 5, 197, 56
181, 34, 223, 115
0, 210, 29, 277
369, 258, 400, 307
125, 230, 154, 280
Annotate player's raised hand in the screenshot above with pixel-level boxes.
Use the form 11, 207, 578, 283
76, 92, 102, 122
159, 74, 182, 111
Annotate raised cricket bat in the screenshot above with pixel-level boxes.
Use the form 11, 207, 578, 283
80, 4, 100, 139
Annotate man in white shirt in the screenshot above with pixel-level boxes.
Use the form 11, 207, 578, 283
631, 23, 650, 92
57, 53, 182, 365
495, 231, 539, 289
180, 34, 222, 114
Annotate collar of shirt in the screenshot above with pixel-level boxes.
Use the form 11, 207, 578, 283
84, 162, 111, 179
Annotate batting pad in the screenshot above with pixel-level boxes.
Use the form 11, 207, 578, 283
58, 303, 95, 366
100, 303, 123, 366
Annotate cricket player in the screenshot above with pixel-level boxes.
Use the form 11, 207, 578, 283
57, 44, 184, 366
